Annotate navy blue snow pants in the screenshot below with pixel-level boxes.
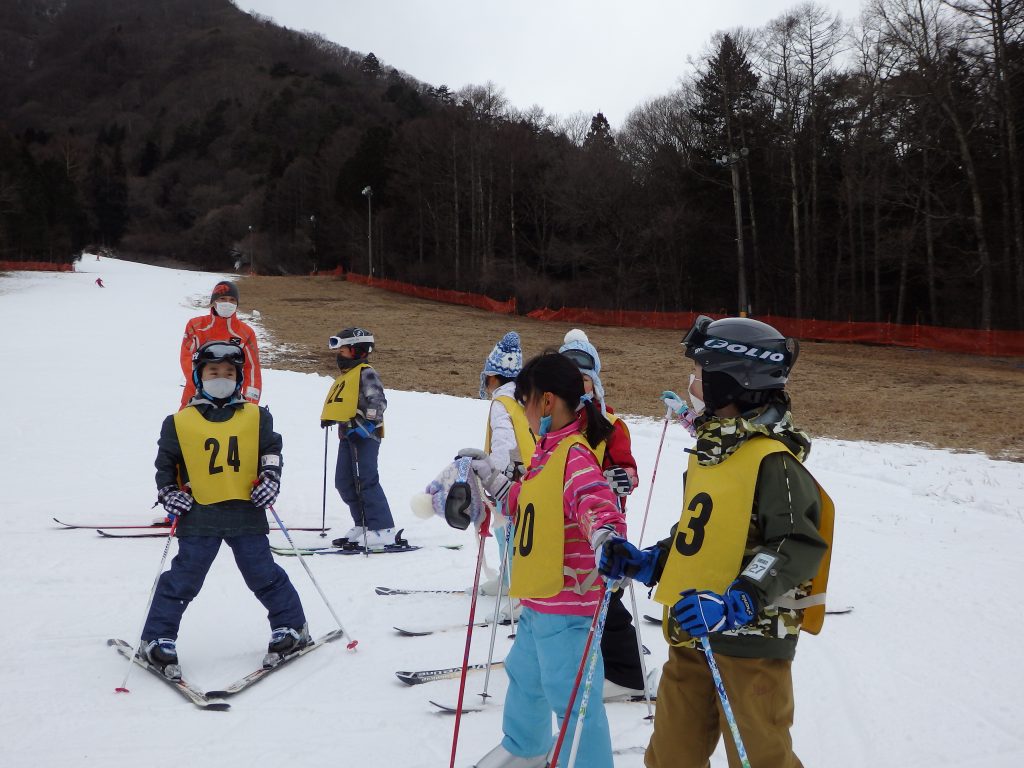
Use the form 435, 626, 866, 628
335, 436, 394, 531
142, 535, 306, 641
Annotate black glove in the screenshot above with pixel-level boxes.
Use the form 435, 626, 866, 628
603, 467, 634, 497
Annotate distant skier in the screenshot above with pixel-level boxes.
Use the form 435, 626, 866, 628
599, 316, 834, 768
141, 341, 309, 679
321, 328, 399, 550
95, 277, 104, 288
179, 280, 261, 409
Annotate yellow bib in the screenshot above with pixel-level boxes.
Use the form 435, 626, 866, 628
592, 412, 627, 465
484, 396, 537, 467
320, 364, 368, 423
655, 436, 835, 639
173, 404, 260, 505
509, 435, 589, 599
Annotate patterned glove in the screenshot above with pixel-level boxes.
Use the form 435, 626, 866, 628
598, 536, 659, 586
603, 466, 634, 496
250, 471, 281, 508
671, 581, 758, 637
157, 485, 193, 519
469, 456, 512, 503
660, 391, 688, 417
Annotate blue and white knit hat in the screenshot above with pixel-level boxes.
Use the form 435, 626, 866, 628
559, 328, 607, 415
480, 331, 523, 399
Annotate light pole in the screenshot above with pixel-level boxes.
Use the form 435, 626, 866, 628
247, 225, 254, 275
361, 186, 373, 278
309, 214, 317, 273
715, 147, 750, 317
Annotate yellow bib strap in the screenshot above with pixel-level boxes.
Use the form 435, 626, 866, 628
320, 364, 368, 423
173, 404, 260, 505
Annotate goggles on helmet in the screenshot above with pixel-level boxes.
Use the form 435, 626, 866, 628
194, 342, 244, 366
560, 348, 597, 371
329, 333, 375, 350
681, 315, 714, 351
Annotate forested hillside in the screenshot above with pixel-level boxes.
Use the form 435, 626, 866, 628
1, 0, 1022, 329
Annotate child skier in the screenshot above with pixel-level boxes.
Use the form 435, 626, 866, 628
321, 327, 399, 550
558, 329, 650, 701
477, 331, 533, 597
179, 280, 262, 408
599, 316, 833, 768
470, 352, 624, 768
142, 341, 308, 678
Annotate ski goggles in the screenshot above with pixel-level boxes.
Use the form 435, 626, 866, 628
329, 334, 374, 350
194, 342, 244, 366
681, 315, 714, 350
560, 348, 597, 371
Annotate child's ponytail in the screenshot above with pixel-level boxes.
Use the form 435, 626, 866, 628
579, 397, 613, 448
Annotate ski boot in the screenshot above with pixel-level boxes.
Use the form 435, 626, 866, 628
142, 638, 182, 680
331, 525, 365, 548
472, 745, 547, 768
263, 624, 311, 668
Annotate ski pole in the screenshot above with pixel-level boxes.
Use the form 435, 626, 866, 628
320, 426, 329, 537
115, 516, 178, 694
626, 580, 655, 721
699, 637, 751, 768
448, 512, 491, 768
269, 504, 358, 650
637, 406, 672, 547
480, 510, 515, 702
549, 584, 611, 768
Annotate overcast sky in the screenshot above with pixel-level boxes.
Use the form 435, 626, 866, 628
242, 0, 866, 128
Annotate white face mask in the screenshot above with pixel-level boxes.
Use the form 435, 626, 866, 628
688, 373, 706, 415
214, 301, 237, 318
202, 377, 237, 400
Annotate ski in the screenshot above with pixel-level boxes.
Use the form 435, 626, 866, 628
205, 628, 347, 698
394, 619, 512, 637
430, 694, 655, 714
396, 660, 504, 686
376, 586, 470, 596
57, 517, 328, 532
99, 527, 329, 539
108, 638, 229, 711
271, 544, 422, 556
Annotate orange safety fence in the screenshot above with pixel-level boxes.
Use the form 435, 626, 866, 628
527, 306, 1024, 357
345, 272, 517, 315
0, 260, 75, 272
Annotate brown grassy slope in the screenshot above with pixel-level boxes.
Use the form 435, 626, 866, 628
239, 276, 1024, 462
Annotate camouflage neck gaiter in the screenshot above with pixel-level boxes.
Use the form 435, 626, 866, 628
694, 406, 811, 467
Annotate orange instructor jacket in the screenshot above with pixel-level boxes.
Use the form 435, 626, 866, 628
179, 313, 262, 408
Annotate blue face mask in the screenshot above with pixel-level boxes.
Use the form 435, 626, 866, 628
538, 414, 553, 436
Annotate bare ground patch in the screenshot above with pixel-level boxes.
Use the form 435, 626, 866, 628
238, 276, 1024, 462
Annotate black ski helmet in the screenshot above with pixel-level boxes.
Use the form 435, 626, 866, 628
192, 340, 244, 397
682, 315, 798, 413
329, 327, 375, 361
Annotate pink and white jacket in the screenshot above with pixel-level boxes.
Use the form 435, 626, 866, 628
508, 418, 625, 617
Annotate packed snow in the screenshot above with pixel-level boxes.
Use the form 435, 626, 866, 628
1, 257, 1021, 767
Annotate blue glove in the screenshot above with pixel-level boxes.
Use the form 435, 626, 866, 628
598, 537, 659, 586
671, 581, 758, 637
250, 471, 281, 508
157, 485, 193, 520
660, 391, 688, 416
345, 416, 379, 439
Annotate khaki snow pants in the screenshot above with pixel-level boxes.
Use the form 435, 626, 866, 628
645, 645, 803, 768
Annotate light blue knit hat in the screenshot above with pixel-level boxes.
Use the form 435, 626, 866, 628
480, 331, 523, 399
559, 329, 607, 415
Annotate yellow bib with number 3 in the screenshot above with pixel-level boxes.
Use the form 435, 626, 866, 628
320, 364, 368, 423
509, 435, 588, 599
655, 437, 789, 607
173, 404, 260, 505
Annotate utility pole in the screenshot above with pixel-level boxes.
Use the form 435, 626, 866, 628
361, 186, 373, 278
716, 148, 750, 316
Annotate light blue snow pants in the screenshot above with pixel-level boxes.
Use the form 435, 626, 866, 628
501, 607, 613, 768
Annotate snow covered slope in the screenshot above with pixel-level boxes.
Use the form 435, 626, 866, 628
0, 258, 1021, 767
